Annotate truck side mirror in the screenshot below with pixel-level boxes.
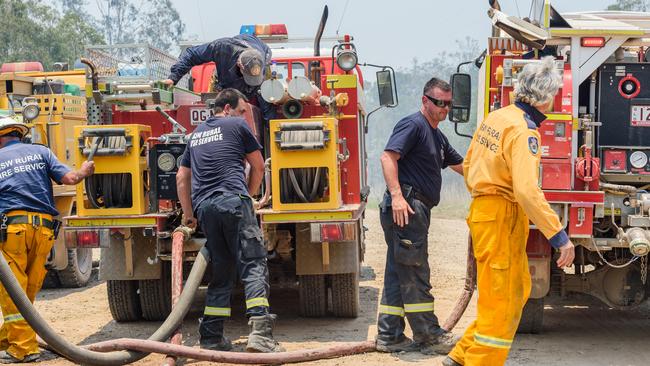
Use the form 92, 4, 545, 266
376, 69, 396, 107
450, 73, 471, 123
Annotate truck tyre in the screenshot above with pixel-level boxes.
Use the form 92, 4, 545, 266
57, 248, 93, 288
41, 270, 61, 289
107, 280, 141, 322
517, 297, 544, 334
330, 272, 359, 318
139, 263, 171, 321
299, 274, 327, 317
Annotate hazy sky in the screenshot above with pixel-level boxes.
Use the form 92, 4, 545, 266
167, 0, 615, 69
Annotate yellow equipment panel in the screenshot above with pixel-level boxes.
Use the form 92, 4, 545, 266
270, 117, 341, 211
74, 124, 151, 216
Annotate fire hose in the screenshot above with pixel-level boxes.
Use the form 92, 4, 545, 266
0, 232, 477, 365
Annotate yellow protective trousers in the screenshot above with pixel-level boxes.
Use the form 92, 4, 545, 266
0, 211, 55, 360
449, 196, 531, 366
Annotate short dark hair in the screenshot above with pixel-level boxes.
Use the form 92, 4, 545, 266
423, 77, 451, 95
212, 88, 248, 113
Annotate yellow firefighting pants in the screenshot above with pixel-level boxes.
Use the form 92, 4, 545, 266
449, 196, 531, 366
0, 211, 55, 360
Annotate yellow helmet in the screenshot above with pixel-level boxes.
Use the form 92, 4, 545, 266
0, 116, 29, 138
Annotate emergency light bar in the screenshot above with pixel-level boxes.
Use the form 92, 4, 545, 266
240, 24, 289, 40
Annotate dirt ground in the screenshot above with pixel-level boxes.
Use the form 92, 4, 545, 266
5, 208, 650, 365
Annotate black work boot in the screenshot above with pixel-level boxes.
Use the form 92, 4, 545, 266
246, 314, 285, 353
200, 336, 233, 352
375, 334, 419, 353
0, 351, 40, 364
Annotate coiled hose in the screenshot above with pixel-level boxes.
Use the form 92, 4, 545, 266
85, 136, 133, 209
0, 247, 209, 366
279, 130, 327, 203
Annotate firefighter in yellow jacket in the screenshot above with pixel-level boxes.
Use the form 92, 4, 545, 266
444, 57, 575, 366
0, 117, 94, 363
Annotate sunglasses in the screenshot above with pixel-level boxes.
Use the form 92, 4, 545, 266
424, 94, 452, 108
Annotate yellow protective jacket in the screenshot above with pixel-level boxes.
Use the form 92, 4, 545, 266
463, 102, 568, 248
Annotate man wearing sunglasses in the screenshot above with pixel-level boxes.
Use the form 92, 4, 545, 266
376, 77, 463, 355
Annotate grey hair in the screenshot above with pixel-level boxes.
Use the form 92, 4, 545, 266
513, 56, 562, 106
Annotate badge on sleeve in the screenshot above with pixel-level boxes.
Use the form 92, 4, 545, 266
528, 136, 539, 155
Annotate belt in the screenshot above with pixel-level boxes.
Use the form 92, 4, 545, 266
413, 191, 435, 210
5, 215, 55, 229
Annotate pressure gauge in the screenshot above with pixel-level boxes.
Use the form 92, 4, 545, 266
157, 153, 176, 172
630, 151, 648, 169
176, 155, 183, 169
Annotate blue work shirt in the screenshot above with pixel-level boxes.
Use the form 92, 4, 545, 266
169, 35, 275, 120
384, 111, 463, 206
0, 141, 71, 216
180, 116, 262, 212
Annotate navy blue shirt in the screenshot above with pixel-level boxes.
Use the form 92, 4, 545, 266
180, 116, 262, 211
169, 34, 275, 120
0, 141, 71, 216
384, 111, 463, 206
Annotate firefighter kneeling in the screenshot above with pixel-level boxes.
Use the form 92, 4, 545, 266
444, 57, 575, 366
0, 117, 94, 363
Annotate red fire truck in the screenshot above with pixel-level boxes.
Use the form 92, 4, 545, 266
64, 9, 398, 321
450, 0, 650, 333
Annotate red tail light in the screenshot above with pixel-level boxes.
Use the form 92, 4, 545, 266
76, 231, 99, 247
581, 37, 605, 47
321, 224, 343, 241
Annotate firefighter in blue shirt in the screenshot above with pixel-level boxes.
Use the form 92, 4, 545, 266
376, 77, 464, 355
164, 34, 274, 125
0, 117, 94, 363
176, 89, 282, 353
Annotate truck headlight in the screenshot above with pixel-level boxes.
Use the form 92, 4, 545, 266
22, 98, 40, 121
336, 50, 358, 71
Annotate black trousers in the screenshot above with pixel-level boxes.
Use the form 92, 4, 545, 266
196, 193, 270, 343
377, 189, 444, 344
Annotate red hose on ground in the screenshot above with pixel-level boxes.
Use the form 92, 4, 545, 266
442, 235, 476, 332
163, 228, 188, 366
87, 339, 376, 364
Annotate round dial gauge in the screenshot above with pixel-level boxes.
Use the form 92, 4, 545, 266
176, 155, 183, 169
630, 151, 648, 169
157, 153, 176, 172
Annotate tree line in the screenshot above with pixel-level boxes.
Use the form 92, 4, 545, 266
0, 0, 185, 69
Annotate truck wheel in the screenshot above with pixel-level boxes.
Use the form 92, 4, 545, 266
517, 297, 544, 334
41, 270, 61, 289
299, 274, 327, 317
330, 272, 359, 318
107, 280, 141, 322
139, 263, 171, 321
57, 248, 93, 288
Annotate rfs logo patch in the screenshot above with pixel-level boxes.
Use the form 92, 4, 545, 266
528, 136, 539, 155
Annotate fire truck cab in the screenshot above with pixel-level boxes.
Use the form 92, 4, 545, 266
451, 1, 650, 333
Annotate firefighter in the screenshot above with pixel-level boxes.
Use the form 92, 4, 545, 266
444, 57, 575, 366
0, 117, 94, 363
376, 77, 464, 354
164, 34, 274, 134
176, 88, 283, 353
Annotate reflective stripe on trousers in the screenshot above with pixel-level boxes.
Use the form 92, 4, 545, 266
449, 196, 531, 366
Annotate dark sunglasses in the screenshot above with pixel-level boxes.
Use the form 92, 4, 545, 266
424, 94, 452, 108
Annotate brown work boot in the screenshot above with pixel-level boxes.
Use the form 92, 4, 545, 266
442, 355, 463, 366
419, 331, 460, 355
246, 314, 285, 353
0, 351, 40, 364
